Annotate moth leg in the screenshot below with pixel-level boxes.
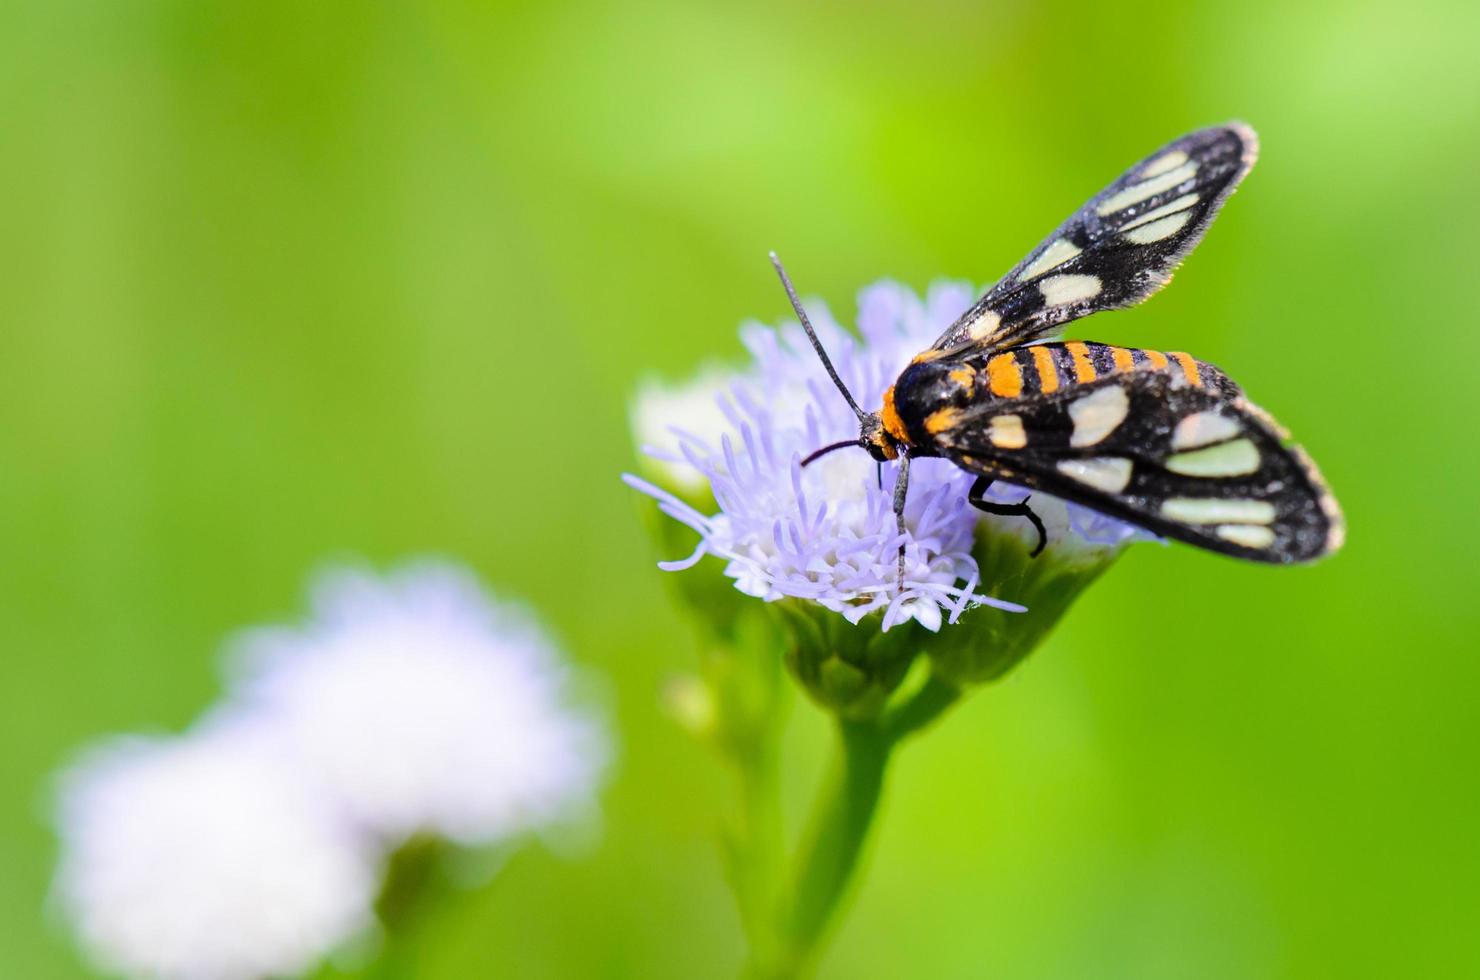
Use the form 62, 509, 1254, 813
892, 454, 911, 591
967, 476, 1047, 558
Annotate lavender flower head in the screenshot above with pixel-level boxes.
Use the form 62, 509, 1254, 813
222, 561, 609, 848
628, 280, 1151, 633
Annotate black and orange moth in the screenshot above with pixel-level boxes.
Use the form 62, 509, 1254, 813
771, 123, 1343, 579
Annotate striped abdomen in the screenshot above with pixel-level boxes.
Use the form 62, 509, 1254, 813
974, 342, 1234, 400
884, 341, 1237, 451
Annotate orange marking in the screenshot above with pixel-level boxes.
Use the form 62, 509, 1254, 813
925, 407, 963, 435
1066, 341, 1097, 382
1142, 349, 1169, 370
1030, 345, 1059, 393
879, 386, 908, 453
1109, 346, 1135, 372
1169, 351, 1202, 386
948, 366, 975, 390
986, 353, 1022, 398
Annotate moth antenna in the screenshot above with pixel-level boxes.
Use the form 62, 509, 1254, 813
800, 439, 864, 468
768, 251, 868, 423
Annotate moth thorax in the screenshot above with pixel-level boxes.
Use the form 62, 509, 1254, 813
892, 359, 974, 422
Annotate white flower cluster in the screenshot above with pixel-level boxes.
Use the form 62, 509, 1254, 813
51, 561, 607, 980
53, 724, 379, 980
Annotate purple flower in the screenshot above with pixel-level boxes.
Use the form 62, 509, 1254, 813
627, 280, 1150, 633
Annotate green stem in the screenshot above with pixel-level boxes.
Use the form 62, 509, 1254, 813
728, 739, 786, 967
298, 837, 453, 980
771, 717, 892, 977
715, 613, 790, 974
748, 672, 963, 979
366, 838, 449, 980
885, 672, 962, 742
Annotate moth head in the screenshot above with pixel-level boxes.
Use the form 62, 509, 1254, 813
797, 413, 896, 470
860, 414, 899, 463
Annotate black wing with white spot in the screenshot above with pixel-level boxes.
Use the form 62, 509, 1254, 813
930, 124, 1258, 356
933, 370, 1342, 563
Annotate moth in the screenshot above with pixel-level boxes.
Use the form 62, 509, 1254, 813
770, 123, 1343, 577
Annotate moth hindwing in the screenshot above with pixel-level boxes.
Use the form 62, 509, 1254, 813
929, 123, 1259, 357
887, 343, 1342, 562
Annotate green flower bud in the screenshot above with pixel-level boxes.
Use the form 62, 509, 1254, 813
926, 494, 1135, 685
662, 673, 719, 738
773, 600, 922, 720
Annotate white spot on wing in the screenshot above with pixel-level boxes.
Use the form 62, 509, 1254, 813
1172, 411, 1241, 450
1141, 150, 1189, 178
1039, 274, 1101, 307
1068, 385, 1129, 447
1017, 239, 1082, 282
1123, 211, 1193, 244
1216, 524, 1275, 548
1165, 438, 1261, 477
988, 414, 1026, 449
1096, 161, 1199, 216
1160, 497, 1276, 524
966, 309, 1002, 341
1056, 457, 1133, 494
1123, 193, 1199, 230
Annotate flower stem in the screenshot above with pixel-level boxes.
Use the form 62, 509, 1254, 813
727, 737, 786, 967
333, 837, 451, 980
770, 717, 892, 977
746, 671, 961, 979
713, 613, 791, 973
885, 671, 962, 742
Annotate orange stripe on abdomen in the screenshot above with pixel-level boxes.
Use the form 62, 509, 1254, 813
1030, 345, 1060, 393
1169, 351, 1202, 386
986, 353, 1022, 397
1109, 346, 1136, 372
1065, 341, 1097, 382
1140, 349, 1169, 370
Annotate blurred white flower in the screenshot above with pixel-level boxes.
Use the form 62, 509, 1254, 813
223, 560, 608, 847
630, 364, 743, 495
53, 722, 377, 980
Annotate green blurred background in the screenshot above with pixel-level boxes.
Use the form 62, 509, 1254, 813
4, 0, 1478, 976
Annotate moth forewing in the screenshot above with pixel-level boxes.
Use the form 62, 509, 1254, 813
930, 123, 1260, 356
